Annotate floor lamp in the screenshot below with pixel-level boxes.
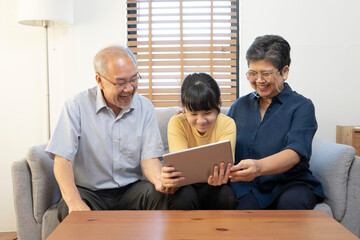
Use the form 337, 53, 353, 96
17, 0, 73, 140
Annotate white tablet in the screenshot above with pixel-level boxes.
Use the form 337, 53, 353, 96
163, 140, 233, 187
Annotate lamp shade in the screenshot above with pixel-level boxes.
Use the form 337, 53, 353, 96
17, 0, 73, 26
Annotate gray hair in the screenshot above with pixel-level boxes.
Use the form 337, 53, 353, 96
93, 45, 137, 75
246, 35, 291, 74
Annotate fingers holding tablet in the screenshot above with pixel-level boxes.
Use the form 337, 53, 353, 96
161, 166, 185, 188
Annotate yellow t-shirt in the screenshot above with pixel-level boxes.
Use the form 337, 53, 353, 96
167, 113, 236, 161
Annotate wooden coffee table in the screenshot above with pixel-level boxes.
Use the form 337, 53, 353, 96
47, 210, 358, 240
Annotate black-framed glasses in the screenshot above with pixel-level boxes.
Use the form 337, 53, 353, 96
246, 70, 280, 82
99, 72, 141, 88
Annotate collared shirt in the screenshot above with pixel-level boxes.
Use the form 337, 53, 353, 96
227, 83, 324, 208
46, 86, 164, 190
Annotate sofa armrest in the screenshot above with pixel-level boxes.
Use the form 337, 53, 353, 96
26, 144, 61, 224
11, 159, 42, 240
310, 139, 355, 221
340, 156, 360, 237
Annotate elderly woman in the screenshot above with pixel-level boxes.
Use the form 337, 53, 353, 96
228, 35, 324, 210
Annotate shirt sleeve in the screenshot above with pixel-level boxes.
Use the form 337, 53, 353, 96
140, 102, 164, 161
45, 97, 81, 161
282, 98, 317, 161
167, 115, 190, 153
217, 115, 237, 162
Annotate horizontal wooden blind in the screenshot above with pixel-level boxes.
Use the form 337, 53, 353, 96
127, 0, 238, 107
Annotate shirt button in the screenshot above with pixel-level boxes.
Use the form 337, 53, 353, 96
114, 158, 118, 162
115, 177, 118, 180
114, 139, 118, 143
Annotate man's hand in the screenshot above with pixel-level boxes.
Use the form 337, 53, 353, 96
207, 162, 232, 186
158, 166, 184, 194
154, 179, 179, 195
141, 158, 186, 194
54, 155, 91, 215
68, 201, 91, 214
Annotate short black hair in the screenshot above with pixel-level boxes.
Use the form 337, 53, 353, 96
181, 73, 221, 113
246, 35, 291, 73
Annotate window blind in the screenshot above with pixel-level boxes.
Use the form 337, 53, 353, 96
127, 0, 238, 107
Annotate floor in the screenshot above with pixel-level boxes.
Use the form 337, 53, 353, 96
0, 232, 17, 240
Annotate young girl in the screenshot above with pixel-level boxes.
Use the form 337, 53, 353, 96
162, 73, 237, 210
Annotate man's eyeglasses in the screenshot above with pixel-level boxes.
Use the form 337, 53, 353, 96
246, 70, 280, 82
99, 73, 141, 88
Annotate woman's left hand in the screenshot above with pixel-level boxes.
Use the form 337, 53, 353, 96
229, 159, 261, 182
208, 162, 232, 186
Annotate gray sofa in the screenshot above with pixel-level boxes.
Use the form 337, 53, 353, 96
11, 107, 360, 240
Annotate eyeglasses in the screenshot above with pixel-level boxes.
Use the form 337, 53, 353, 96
99, 72, 141, 88
246, 70, 280, 82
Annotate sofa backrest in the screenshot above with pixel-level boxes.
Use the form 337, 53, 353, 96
155, 107, 182, 153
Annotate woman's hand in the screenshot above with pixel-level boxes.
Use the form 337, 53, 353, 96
207, 162, 232, 186
229, 159, 261, 182
159, 166, 184, 194
175, 108, 184, 115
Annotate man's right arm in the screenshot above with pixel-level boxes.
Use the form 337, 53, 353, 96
54, 155, 91, 213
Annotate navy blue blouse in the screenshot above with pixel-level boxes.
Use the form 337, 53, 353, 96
227, 83, 324, 208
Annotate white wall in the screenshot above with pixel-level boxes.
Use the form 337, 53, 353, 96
49, 0, 127, 130
1, 0, 359, 232
0, 0, 47, 232
239, 0, 360, 141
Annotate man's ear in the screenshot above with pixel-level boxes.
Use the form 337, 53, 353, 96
95, 73, 104, 89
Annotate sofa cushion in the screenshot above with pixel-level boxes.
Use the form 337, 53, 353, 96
42, 203, 60, 239
26, 144, 61, 223
310, 139, 355, 221
314, 202, 333, 218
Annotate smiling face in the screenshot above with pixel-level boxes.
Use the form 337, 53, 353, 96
248, 59, 289, 101
184, 108, 219, 135
96, 55, 138, 114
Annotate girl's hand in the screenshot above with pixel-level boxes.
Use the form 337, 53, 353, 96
207, 162, 232, 186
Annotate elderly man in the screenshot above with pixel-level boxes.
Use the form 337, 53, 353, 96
46, 46, 173, 221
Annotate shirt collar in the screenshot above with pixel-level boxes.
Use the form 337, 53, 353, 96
274, 82, 292, 104
96, 86, 107, 113
95, 86, 137, 114
249, 82, 292, 104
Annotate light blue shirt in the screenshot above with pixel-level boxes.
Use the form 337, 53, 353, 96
46, 86, 164, 190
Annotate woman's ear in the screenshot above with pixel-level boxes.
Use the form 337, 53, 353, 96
282, 65, 290, 81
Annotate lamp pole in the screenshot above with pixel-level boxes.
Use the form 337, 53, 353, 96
17, 0, 73, 141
